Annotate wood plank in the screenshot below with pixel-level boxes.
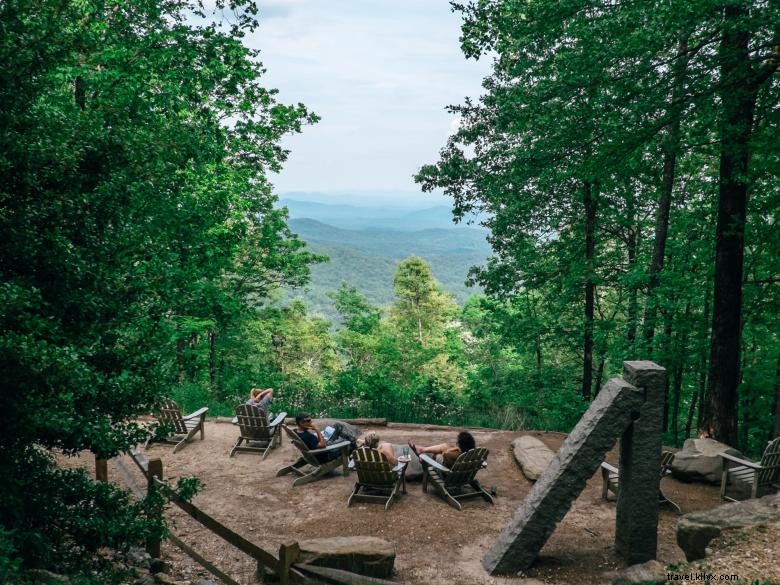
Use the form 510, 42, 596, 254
167, 532, 241, 585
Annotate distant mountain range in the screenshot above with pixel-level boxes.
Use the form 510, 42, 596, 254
276, 195, 492, 319
280, 198, 486, 231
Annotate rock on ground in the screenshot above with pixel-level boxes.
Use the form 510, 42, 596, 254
298, 535, 396, 579
611, 560, 666, 584
512, 435, 555, 481
677, 492, 780, 561
671, 438, 742, 484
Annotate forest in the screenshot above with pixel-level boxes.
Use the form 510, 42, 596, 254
0, 0, 777, 582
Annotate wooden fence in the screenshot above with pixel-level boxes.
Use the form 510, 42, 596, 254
98, 453, 398, 585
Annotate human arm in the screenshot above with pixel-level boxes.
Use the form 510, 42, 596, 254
303, 421, 327, 449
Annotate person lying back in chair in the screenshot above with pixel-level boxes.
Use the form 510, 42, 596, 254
361, 431, 398, 465
408, 431, 476, 467
247, 387, 273, 413
294, 412, 359, 462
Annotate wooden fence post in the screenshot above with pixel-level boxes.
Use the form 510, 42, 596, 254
146, 457, 164, 559
95, 456, 107, 482
277, 542, 300, 585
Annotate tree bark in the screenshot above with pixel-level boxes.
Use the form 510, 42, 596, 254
582, 181, 596, 400
208, 330, 217, 389
773, 354, 780, 440
704, 6, 757, 446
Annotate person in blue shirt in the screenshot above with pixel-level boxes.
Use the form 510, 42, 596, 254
294, 412, 358, 461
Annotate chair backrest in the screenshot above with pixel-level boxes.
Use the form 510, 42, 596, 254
660, 450, 675, 476
758, 437, 780, 486
352, 448, 397, 487
158, 398, 187, 434
236, 404, 271, 440
444, 447, 489, 486
282, 425, 322, 467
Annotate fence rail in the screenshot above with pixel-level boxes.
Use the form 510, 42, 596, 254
109, 450, 398, 585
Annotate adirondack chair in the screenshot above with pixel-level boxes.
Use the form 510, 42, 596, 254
347, 447, 408, 510
229, 404, 287, 459
419, 448, 494, 510
276, 425, 351, 487
148, 398, 208, 454
720, 437, 780, 502
600, 450, 681, 514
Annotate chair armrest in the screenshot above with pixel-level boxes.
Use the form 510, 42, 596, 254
720, 452, 760, 468
392, 461, 408, 473
309, 440, 350, 455
269, 411, 287, 427
601, 461, 619, 474
183, 407, 209, 420
420, 454, 450, 473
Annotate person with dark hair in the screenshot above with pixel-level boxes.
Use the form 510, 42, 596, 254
408, 431, 476, 467
294, 412, 359, 461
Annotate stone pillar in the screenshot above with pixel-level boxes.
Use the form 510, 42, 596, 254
616, 361, 666, 564
483, 378, 644, 574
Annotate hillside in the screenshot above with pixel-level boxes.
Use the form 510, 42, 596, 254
283, 217, 491, 318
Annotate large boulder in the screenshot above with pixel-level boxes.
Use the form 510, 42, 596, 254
512, 435, 555, 481
297, 536, 395, 579
677, 492, 780, 561
670, 438, 742, 484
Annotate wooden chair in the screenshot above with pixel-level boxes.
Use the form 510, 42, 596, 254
720, 437, 780, 502
347, 447, 408, 510
276, 425, 351, 487
229, 404, 287, 459
420, 448, 494, 510
600, 450, 681, 514
148, 398, 208, 454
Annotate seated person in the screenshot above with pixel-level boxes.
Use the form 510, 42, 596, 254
294, 412, 359, 462
246, 387, 273, 413
408, 431, 476, 468
361, 431, 398, 465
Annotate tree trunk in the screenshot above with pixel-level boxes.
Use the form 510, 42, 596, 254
582, 181, 597, 400
662, 316, 673, 432
671, 303, 691, 445
773, 354, 780, 440
177, 338, 186, 382
704, 6, 757, 446
208, 330, 217, 389
642, 35, 688, 353
696, 289, 711, 433
684, 382, 699, 440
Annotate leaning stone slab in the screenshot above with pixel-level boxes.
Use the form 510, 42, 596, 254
483, 378, 644, 574
671, 438, 743, 484
297, 536, 395, 579
677, 492, 780, 561
512, 435, 556, 481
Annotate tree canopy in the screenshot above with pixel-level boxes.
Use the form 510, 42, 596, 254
0, 0, 318, 579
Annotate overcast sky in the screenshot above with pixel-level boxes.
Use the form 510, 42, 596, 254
245, 0, 491, 199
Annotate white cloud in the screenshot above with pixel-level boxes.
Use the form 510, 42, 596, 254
245, 0, 491, 192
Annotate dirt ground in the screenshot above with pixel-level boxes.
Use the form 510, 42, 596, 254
61, 421, 780, 585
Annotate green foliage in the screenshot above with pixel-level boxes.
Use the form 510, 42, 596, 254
415, 0, 779, 452
0, 0, 318, 577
